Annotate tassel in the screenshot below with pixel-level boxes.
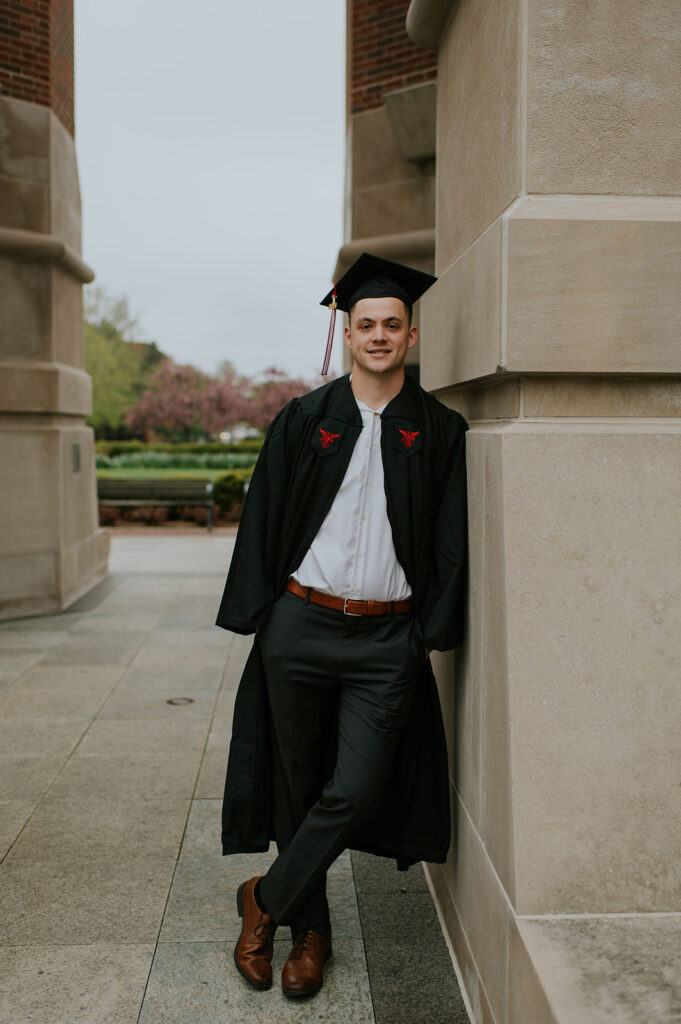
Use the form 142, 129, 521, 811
321, 287, 337, 376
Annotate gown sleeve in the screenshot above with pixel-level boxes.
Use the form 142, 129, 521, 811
416, 419, 469, 651
215, 400, 300, 633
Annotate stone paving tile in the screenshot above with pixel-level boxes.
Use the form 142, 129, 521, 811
1, 753, 82, 803
354, 883, 470, 1024
47, 751, 200, 804
37, 630, 148, 667
67, 573, 128, 612
131, 643, 227, 670
145, 626, 231, 649
0, 720, 92, 855
0, 664, 124, 719
193, 669, 236, 798
0, 857, 179, 944
72, 610, 166, 632
0, 612, 85, 633
115, 663, 224, 693
73, 717, 208, 758
212, 671, 240, 719
94, 659, 223, 724
0, 799, 38, 860
0, 943, 155, 1024
108, 536, 234, 576
181, 576, 231, 597
91, 587, 178, 611
351, 849, 429, 894
0, 717, 89, 761
138, 940, 374, 1024
0, 629, 70, 650
220, 637, 251, 692
194, 724, 232, 799
156, 599, 222, 630
98, 686, 217, 721
0, 650, 44, 690
3, 796, 191, 867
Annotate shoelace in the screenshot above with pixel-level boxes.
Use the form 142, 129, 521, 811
290, 929, 316, 960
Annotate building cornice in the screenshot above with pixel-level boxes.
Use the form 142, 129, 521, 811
0, 227, 94, 283
406, 0, 457, 51
334, 229, 435, 280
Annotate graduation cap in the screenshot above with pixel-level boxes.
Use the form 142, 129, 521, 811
319, 253, 437, 375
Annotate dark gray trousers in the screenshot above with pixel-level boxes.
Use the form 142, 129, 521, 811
257, 590, 422, 935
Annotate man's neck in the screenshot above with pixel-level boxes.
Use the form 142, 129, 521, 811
350, 365, 405, 411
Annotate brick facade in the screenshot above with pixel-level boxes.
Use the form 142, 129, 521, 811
348, 0, 437, 115
0, 0, 74, 135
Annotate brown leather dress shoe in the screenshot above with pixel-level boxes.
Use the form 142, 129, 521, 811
234, 876, 277, 990
281, 925, 333, 998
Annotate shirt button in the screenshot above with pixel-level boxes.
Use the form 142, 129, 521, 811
361, 515, 366, 521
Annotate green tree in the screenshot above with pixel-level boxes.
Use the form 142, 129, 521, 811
84, 287, 165, 438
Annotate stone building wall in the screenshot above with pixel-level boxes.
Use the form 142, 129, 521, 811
401, 1, 681, 1021
0, 0, 108, 620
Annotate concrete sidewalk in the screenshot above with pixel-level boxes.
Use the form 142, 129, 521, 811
0, 535, 470, 1024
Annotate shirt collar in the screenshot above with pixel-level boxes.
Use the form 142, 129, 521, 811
355, 396, 387, 415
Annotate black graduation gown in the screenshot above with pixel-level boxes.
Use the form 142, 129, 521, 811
216, 373, 468, 868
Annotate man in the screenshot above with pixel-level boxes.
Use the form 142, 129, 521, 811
216, 253, 468, 998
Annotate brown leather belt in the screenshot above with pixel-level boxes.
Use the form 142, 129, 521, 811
286, 577, 412, 617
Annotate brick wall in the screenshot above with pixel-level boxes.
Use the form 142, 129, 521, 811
50, 0, 74, 134
0, 0, 74, 135
349, 0, 437, 115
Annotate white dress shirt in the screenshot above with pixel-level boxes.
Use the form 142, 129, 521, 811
292, 396, 411, 602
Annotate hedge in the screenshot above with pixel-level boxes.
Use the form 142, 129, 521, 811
95, 451, 257, 470
95, 439, 263, 457
213, 468, 254, 512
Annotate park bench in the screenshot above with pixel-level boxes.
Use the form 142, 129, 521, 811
97, 478, 215, 531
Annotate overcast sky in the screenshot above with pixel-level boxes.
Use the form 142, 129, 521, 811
74, 1, 346, 379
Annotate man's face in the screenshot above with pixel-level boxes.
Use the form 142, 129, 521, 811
343, 296, 418, 376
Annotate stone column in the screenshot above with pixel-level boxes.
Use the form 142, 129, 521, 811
0, 4, 109, 620
408, 1, 681, 1021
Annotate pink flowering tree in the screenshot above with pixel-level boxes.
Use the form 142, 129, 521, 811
125, 360, 331, 440
244, 367, 328, 431
198, 369, 250, 437
125, 361, 215, 441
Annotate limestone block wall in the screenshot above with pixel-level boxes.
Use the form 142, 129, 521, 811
0, 95, 109, 620
406, 0, 681, 1021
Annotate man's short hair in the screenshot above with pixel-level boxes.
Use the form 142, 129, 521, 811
348, 299, 413, 328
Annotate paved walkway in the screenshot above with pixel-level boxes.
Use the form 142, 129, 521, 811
0, 535, 470, 1024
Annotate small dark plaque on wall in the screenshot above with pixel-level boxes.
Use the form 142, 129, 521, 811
72, 443, 81, 473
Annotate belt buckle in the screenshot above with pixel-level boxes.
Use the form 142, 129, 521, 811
343, 596, 362, 617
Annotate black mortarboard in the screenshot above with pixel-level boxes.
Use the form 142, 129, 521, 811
319, 252, 437, 374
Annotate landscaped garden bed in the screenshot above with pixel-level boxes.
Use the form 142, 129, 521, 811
96, 444, 256, 527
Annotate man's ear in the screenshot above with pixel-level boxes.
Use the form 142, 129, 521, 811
407, 324, 418, 350
344, 324, 352, 349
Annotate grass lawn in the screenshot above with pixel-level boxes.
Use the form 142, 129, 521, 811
97, 468, 223, 480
